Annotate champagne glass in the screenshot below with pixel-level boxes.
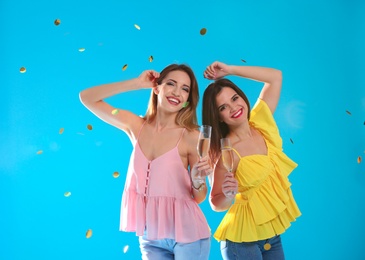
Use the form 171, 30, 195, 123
220, 138, 235, 195
196, 125, 212, 183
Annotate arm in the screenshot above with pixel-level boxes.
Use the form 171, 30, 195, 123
204, 61, 282, 113
186, 131, 213, 204
209, 158, 238, 212
79, 70, 160, 138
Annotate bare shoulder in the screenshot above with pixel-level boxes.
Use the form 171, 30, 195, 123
183, 128, 199, 149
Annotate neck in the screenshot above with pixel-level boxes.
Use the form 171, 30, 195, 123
228, 121, 252, 142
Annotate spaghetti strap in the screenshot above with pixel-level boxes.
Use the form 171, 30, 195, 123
231, 147, 242, 159
176, 128, 186, 147
136, 120, 148, 141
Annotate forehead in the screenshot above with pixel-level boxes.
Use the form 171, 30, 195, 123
164, 70, 191, 86
216, 87, 237, 103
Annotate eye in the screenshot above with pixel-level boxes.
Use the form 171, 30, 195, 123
218, 105, 226, 112
182, 87, 190, 93
166, 81, 175, 86
232, 95, 239, 101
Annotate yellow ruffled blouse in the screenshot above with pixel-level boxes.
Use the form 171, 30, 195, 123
214, 99, 301, 242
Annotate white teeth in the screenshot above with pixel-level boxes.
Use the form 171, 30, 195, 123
167, 97, 180, 104
232, 109, 242, 118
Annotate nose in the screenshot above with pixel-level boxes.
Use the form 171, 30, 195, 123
172, 87, 180, 96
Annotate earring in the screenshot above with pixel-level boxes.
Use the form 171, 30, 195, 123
182, 101, 189, 108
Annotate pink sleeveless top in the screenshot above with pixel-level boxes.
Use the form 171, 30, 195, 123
119, 123, 211, 243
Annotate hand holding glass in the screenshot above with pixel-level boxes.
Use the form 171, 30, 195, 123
196, 125, 212, 183
220, 138, 235, 196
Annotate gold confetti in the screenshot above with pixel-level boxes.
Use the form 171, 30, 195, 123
358, 156, 362, 164
122, 64, 128, 71
59, 127, 64, 134
134, 24, 141, 30
78, 48, 85, 52
241, 59, 247, 63
123, 245, 129, 253
346, 110, 351, 115
86, 229, 92, 238
113, 171, 120, 178
37, 150, 43, 155
20, 67, 26, 73
64, 191, 71, 197
264, 243, 271, 251
54, 19, 61, 26
200, 28, 207, 35
149, 55, 153, 62
290, 138, 294, 144
111, 109, 119, 115
87, 124, 93, 130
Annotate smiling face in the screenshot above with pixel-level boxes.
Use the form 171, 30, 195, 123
156, 70, 191, 111
215, 87, 249, 126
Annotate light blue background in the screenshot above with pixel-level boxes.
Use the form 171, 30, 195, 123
1, 0, 364, 259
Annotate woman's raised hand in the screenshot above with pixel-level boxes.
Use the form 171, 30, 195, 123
138, 70, 160, 89
203, 61, 231, 80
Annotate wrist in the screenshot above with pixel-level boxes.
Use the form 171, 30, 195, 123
192, 182, 206, 192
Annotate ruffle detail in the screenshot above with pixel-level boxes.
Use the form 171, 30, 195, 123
121, 191, 211, 243
214, 167, 301, 242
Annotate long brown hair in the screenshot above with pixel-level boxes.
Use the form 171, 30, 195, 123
202, 78, 250, 163
144, 64, 199, 131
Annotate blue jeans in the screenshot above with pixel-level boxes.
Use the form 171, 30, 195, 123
221, 235, 285, 260
139, 234, 210, 260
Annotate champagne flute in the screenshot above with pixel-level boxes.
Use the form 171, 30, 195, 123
196, 125, 212, 183
220, 138, 235, 195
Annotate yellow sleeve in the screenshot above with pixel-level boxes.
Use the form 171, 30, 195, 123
250, 99, 282, 149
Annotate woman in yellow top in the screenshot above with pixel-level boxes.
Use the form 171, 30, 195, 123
202, 61, 301, 259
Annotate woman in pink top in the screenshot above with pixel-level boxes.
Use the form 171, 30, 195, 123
79, 64, 211, 259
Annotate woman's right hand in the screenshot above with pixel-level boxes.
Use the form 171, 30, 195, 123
203, 61, 231, 80
222, 172, 238, 198
138, 70, 160, 89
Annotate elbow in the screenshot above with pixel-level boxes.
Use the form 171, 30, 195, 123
79, 90, 86, 105
274, 69, 282, 83
209, 198, 227, 212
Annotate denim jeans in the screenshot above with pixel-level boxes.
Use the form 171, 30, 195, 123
220, 235, 285, 260
139, 234, 210, 260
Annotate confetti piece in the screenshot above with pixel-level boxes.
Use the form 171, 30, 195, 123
59, 128, 64, 134
87, 124, 93, 130
37, 150, 43, 155
358, 156, 362, 164
86, 229, 92, 238
346, 110, 351, 115
20, 67, 26, 73
241, 59, 247, 63
123, 245, 129, 253
122, 64, 128, 71
111, 109, 119, 115
78, 48, 85, 52
149, 55, 153, 62
290, 138, 294, 144
54, 19, 61, 26
64, 191, 71, 197
200, 28, 207, 35
134, 24, 140, 30
113, 171, 120, 178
